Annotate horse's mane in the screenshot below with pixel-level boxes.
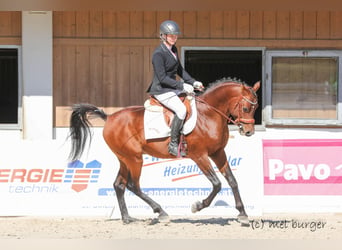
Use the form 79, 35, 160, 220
199, 77, 247, 95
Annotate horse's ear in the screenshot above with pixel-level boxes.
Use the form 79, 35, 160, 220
253, 81, 261, 92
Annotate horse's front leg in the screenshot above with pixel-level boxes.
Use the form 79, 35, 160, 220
211, 149, 249, 226
220, 161, 249, 225
191, 156, 222, 213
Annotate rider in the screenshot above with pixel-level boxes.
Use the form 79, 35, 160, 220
146, 20, 203, 157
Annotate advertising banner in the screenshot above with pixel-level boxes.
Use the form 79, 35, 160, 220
0, 132, 262, 217
263, 139, 342, 195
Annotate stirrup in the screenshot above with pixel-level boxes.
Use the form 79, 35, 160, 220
168, 141, 186, 157
178, 134, 187, 157
168, 142, 179, 156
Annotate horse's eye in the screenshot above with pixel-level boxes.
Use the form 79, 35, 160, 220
243, 107, 249, 113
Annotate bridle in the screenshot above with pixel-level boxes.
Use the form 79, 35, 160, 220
232, 90, 258, 125
195, 86, 258, 128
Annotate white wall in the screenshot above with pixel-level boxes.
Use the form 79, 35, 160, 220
22, 11, 53, 140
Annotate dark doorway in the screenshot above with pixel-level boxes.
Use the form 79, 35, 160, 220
184, 49, 262, 124
0, 48, 18, 124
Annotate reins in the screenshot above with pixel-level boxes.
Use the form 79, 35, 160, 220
194, 86, 257, 127
195, 96, 237, 125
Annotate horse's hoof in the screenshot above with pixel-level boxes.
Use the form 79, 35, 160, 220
122, 216, 138, 224
158, 214, 170, 223
191, 201, 202, 213
237, 215, 250, 227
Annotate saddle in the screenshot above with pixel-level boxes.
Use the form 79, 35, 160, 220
143, 94, 197, 141
145, 94, 193, 126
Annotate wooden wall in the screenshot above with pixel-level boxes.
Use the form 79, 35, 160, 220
1, 11, 342, 126
53, 10, 342, 126
0, 11, 21, 45
52, 11, 342, 39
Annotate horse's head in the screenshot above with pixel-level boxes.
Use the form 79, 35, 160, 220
229, 81, 260, 136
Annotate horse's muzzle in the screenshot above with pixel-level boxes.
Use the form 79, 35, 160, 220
239, 126, 255, 136
237, 120, 255, 137
244, 130, 254, 137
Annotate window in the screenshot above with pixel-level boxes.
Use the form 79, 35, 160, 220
265, 50, 342, 126
182, 47, 263, 125
0, 46, 21, 129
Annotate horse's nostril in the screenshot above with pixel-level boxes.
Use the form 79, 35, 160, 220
245, 131, 252, 136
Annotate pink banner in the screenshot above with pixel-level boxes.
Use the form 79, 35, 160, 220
263, 139, 342, 195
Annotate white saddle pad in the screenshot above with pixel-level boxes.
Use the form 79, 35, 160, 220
143, 97, 197, 140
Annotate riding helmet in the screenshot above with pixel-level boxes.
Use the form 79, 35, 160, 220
159, 20, 181, 36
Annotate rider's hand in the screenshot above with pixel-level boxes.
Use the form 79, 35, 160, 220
193, 81, 204, 90
183, 83, 194, 94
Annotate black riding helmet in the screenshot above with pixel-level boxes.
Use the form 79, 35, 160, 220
159, 20, 181, 37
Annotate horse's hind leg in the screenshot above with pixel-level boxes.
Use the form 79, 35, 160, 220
124, 157, 169, 222
113, 161, 137, 224
211, 149, 249, 226
127, 182, 169, 222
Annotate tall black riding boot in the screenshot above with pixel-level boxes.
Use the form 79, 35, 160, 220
168, 116, 185, 157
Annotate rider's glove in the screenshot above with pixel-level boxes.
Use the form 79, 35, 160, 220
193, 81, 204, 90
183, 83, 194, 94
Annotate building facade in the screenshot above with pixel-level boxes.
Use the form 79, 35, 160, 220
0, 2, 342, 215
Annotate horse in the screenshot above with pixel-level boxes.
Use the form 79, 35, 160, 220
68, 78, 260, 226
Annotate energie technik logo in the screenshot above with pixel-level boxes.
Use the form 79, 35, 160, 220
0, 160, 101, 193
64, 160, 101, 192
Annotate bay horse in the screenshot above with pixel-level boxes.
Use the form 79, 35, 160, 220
68, 78, 260, 226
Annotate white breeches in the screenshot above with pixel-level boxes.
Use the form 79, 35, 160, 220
154, 92, 186, 120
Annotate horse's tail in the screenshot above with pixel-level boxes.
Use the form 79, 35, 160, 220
68, 103, 107, 161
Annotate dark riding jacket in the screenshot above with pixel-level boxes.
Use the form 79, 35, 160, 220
146, 43, 195, 95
